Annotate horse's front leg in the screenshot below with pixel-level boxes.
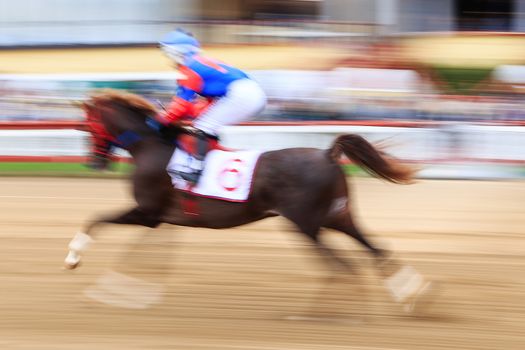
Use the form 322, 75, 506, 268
64, 207, 162, 269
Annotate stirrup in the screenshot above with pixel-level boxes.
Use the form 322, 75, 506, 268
178, 170, 202, 185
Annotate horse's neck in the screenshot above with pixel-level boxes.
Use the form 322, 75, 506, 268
109, 103, 153, 137
108, 105, 179, 157
127, 136, 176, 164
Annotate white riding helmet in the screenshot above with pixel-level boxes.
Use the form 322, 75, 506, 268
159, 29, 201, 64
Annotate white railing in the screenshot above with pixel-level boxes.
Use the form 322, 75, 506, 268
0, 124, 523, 179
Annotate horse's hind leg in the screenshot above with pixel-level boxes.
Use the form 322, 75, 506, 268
64, 207, 162, 269
323, 211, 388, 261
285, 214, 373, 319
323, 206, 436, 314
282, 207, 354, 274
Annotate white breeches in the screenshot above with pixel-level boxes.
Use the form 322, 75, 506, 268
193, 78, 267, 136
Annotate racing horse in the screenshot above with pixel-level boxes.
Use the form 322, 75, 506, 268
65, 89, 434, 313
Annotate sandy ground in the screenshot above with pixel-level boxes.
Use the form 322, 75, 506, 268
4, 36, 525, 75
0, 177, 524, 350
400, 35, 525, 68
0, 45, 348, 74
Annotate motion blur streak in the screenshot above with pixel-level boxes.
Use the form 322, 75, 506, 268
0, 177, 523, 349
1, 1, 525, 349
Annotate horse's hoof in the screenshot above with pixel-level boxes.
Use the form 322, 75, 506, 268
64, 263, 79, 270
64, 251, 81, 270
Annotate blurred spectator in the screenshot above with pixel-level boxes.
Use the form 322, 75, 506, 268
2, 68, 525, 124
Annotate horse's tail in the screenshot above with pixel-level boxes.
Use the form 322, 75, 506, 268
328, 134, 415, 184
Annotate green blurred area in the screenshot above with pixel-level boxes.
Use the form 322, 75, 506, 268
431, 66, 494, 94
0, 162, 134, 177
0, 161, 364, 177
3, 162, 523, 179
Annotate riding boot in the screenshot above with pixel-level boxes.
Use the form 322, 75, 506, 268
179, 130, 213, 186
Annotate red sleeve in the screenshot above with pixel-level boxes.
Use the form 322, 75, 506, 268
190, 98, 212, 117
161, 97, 193, 124
179, 65, 204, 93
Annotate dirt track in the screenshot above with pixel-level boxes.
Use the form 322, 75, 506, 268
0, 177, 524, 350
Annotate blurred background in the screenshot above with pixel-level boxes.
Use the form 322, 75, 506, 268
1, 2, 525, 350
0, 0, 524, 178
0, 0, 525, 176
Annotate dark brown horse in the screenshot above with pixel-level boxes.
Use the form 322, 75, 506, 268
65, 89, 434, 313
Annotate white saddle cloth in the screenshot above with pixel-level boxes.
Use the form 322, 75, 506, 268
166, 148, 262, 202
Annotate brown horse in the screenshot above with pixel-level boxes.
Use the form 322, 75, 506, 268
65, 89, 434, 313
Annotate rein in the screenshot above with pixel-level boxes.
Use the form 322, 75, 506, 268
115, 130, 142, 148
87, 95, 183, 150
114, 117, 166, 148
94, 100, 165, 149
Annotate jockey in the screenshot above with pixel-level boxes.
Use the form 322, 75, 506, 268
158, 29, 267, 185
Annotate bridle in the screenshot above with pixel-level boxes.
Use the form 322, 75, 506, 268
85, 101, 144, 150
84, 102, 115, 144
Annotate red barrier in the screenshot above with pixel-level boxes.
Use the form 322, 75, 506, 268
0, 121, 86, 130
0, 155, 87, 162
0, 155, 134, 163
2, 119, 524, 130
1, 120, 524, 130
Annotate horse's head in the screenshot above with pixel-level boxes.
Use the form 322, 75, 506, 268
80, 89, 159, 170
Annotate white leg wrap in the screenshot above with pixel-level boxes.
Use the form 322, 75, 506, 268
68, 232, 93, 252
65, 232, 93, 268
384, 265, 425, 303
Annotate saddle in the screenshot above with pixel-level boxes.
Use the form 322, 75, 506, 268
172, 127, 230, 185
165, 126, 262, 204
148, 118, 229, 183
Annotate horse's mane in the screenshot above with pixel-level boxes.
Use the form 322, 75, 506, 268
90, 89, 158, 115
